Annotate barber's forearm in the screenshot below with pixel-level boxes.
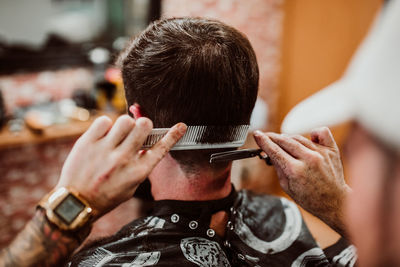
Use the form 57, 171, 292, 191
312, 185, 352, 240
0, 209, 82, 267
319, 209, 349, 240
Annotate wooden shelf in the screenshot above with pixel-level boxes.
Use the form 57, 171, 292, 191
0, 112, 118, 150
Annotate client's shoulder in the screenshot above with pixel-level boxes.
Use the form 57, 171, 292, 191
233, 189, 305, 245
236, 189, 298, 212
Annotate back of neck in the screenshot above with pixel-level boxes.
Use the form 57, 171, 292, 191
149, 154, 232, 201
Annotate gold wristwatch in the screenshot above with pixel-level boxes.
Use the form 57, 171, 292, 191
38, 187, 93, 231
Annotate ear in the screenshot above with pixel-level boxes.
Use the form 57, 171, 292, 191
129, 103, 143, 119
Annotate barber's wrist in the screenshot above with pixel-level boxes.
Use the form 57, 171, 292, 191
0, 205, 87, 267
37, 187, 95, 243
36, 207, 92, 244
319, 184, 351, 238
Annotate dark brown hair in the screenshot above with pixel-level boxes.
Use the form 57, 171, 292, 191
118, 17, 259, 168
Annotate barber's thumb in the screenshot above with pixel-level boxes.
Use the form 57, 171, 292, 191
310, 127, 337, 148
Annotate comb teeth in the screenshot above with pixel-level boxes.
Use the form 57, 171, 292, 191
141, 125, 250, 150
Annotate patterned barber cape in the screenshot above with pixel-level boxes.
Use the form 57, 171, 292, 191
69, 187, 357, 266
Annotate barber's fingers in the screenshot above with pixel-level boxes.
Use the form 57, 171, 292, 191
253, 131, 297, 166
140, 123, 187, 170
105, 115, 135, 147
80, 116, 113, 143
310, 127, 338, 149
291, 134, 318, 151
266, 132, 316, 159
117, 117, 153, 154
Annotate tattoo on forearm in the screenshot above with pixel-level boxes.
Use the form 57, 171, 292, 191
0, 209, 80, 267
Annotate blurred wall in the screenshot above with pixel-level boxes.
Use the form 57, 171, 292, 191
0, 0, 106, 46
0, 140, 72, 248
278, 0, 383, 144
0, 68, 93, 114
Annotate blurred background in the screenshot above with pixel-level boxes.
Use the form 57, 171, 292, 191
0, 0, 382, 249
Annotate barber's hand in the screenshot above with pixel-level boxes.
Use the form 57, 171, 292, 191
56, 115, 187, 219
254, 127, 351, 237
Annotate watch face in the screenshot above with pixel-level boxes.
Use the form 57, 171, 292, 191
54, 194, 85, 225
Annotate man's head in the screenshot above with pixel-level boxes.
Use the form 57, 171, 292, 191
118, 17, 259, 169
281, 1, 400, 266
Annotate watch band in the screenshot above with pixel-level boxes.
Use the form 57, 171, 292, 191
36, 206, 92, 243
